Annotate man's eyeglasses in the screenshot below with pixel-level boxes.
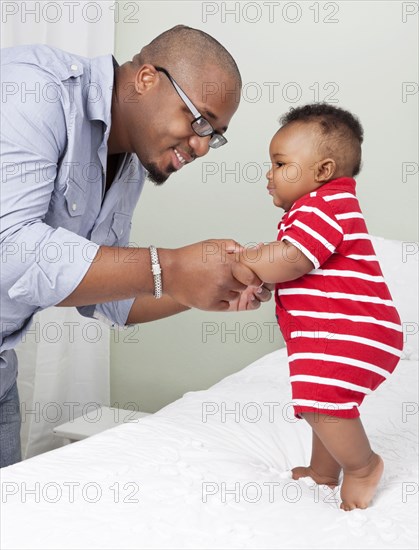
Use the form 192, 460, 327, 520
154, 66, 227, 149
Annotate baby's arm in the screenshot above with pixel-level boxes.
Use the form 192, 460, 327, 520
239, 240, 314, 284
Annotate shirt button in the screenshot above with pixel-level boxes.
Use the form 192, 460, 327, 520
71, 64, 78, 71
72, 203, 77, 211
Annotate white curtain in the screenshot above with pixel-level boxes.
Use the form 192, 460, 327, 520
1, 1, 115, 458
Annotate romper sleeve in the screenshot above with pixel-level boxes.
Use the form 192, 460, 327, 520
280, 195, 344, 269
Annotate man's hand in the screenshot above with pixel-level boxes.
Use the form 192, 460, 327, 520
226, 283, 274, 311
159, 239, 263, 311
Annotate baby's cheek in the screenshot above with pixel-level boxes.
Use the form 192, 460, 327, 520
283, 164, 301, 182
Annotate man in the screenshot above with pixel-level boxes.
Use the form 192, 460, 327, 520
0, 26, 271, 467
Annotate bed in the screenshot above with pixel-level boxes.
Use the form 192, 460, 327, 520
1, 236, 418, 550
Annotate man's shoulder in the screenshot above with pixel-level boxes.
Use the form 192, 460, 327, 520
1, 44, 91, 81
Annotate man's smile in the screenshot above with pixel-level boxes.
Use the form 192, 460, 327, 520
172, 147, 193, 171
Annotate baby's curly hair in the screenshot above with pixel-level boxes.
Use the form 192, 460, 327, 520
280, 103, 364, 177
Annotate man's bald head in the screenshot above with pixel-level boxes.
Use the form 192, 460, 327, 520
131, 25, 242, 90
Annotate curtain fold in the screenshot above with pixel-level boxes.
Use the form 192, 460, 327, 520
1, 0, 115, 458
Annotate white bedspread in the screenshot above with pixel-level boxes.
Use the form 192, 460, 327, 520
1, 348, 418, 550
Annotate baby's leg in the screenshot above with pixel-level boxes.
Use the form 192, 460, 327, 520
292, 430, 341, 487
302, 413, 383, 511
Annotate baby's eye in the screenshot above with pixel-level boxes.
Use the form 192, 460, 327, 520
275, 162, 284, 168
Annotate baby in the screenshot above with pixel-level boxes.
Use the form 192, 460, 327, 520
237, 103, 403, 510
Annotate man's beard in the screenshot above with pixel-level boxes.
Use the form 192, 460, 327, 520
144, 160, 175, 186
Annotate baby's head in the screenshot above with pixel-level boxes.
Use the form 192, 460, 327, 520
267, 103, 364, 211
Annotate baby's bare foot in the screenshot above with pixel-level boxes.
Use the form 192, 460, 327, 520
340, 452, 384, 511
292, 466, 340, 488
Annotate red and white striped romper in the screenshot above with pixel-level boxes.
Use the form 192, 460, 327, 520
275, 177, 403, 419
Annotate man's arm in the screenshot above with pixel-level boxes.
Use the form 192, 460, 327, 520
58, 240, 264, 312
125, 282, 274, 323
126, 294, 190, 323
238, 240, 314, 283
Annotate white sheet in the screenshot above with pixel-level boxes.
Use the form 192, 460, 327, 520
1, 347, 417, 550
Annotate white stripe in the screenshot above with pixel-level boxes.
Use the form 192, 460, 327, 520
288, 352, 390, 378
312, 269, 385, 283
343, 233, 371, 241
346, 254, 378, 261
323, 193, 356, 202
292, 399, 359, 410
288, 205, 343, 234
310, 191, 317, 197
290, 375, 372, 395
336, 212, 364, 220
287, 310, 402, 332
280, 236, 319, 269
290, 331, 403, 357
277, 287, 395, 307
291, 219, 336, 252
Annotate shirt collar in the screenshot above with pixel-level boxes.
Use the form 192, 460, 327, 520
317, 177, 357, 195
278, 177, 357, 227
85, 54, 117, 126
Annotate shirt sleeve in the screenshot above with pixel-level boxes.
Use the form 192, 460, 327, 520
1, 64, 100, 308
280, 196, 344, 269
77, 298, 135, 328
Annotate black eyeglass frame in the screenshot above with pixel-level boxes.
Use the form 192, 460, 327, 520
154, 66, 227, 149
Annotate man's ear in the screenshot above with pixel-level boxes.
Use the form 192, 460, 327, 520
134, 64, 159, 94
314, 158, 336, 183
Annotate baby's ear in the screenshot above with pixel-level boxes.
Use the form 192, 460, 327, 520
315, 158, 336, 182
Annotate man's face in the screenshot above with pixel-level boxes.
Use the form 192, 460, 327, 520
128, 65, 240, 184
266, 122, 322, 211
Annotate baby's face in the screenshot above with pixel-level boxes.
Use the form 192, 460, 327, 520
266, 122, 323, 212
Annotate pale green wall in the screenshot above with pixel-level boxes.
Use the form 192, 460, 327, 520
111, 1, 418, 413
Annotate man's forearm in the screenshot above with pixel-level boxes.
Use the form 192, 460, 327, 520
58, 246, 157, 307
126, 294, 190, 323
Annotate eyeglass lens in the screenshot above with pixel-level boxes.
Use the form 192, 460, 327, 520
192, 117, 213, 137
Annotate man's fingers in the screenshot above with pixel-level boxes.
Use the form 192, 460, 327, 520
218, 300, 232, 312
263, 282, 275, 291
226, 290, 243, 302
246, 298, 261, 311
254, 285, 272, 303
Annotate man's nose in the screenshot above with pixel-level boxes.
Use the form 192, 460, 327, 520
189, 134, 211, 158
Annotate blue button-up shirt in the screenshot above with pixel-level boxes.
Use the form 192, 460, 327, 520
0, 44, 146, 398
